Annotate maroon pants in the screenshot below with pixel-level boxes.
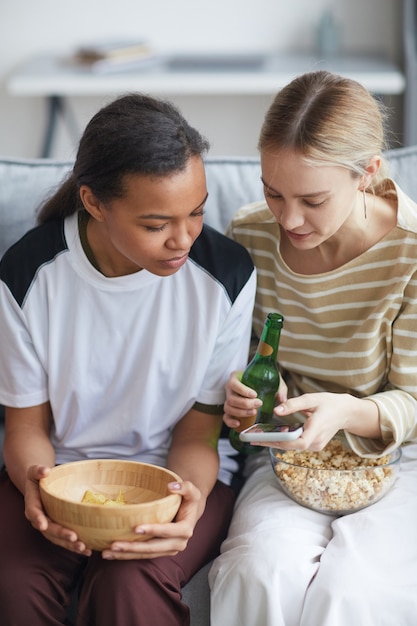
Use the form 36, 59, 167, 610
0, 471, 235, 626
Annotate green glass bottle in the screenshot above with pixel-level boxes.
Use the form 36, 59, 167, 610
229, 312, 284, 454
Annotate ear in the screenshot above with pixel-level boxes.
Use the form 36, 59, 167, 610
360, 155, 381, 190
79, 185, 106, 222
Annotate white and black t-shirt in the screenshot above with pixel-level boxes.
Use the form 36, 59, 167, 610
0, 212, 256, 486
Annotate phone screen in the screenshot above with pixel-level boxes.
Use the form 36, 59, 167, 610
239, 422, 303, 443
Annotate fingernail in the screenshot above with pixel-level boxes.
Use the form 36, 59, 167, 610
276, 404, 284, 413
168, 482, 181, 490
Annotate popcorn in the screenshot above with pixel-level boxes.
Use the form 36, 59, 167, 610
271, 439, 399, 514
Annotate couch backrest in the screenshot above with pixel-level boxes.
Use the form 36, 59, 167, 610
0, 156, 263, 257
383, 145, 417, 201
1, 147, 417, 258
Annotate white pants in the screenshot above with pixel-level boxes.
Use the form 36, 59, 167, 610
209, 444, 417, 626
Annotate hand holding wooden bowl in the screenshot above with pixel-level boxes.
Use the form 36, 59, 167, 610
39, 459, 182, 550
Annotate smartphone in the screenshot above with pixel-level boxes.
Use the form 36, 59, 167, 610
239, 422, 303, 443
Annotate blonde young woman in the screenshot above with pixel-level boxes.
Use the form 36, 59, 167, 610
209, 71, 417, 625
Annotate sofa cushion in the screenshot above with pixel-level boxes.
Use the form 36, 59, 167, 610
0, 158, 72, 257
384, 145, 417, 201
2, 148, 417, 259
0, 156, 263, 258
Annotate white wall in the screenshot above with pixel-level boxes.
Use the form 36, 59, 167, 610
0, 0, 403, 159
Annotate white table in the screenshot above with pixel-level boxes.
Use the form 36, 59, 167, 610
7, 52, 406, 157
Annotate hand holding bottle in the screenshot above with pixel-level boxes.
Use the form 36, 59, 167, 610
227, 313, 285, 453
224, 371, 288, 430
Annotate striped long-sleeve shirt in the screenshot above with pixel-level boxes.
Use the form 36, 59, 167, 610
228, 180, 417, 457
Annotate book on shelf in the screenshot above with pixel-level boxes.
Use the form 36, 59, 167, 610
67, 39, 159, 73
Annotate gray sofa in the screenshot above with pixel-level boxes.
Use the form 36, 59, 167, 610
1, 146, 417, 625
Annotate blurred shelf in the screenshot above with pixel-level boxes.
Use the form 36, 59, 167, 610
6, 52, 405, 157
7, 52, 405, 96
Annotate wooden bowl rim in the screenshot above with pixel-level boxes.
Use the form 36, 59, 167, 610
39, 459, 182, 509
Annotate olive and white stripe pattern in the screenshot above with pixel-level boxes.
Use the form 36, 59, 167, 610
228, 181, 417, 457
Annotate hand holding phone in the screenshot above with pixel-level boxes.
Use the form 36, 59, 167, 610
239, 422, 303, 443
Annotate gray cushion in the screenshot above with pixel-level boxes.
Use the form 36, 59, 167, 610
0, 156, 263, 258
182, 561, 212, 626
0, 157, 72, 257
383, 145, 417, 201
2, 148, 417, 259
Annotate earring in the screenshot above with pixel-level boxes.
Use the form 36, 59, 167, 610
363, 188, 367, 220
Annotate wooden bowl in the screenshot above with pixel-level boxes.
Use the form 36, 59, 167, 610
39, 459, 182, 550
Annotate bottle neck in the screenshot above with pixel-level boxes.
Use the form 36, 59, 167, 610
255, 315, 283, 361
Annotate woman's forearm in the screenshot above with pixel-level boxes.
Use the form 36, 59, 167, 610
167, 409, 223, 519
4, 404, 55, 494
167, 440, 219, 492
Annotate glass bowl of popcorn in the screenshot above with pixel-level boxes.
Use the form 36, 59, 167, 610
269, 439, 402, 515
